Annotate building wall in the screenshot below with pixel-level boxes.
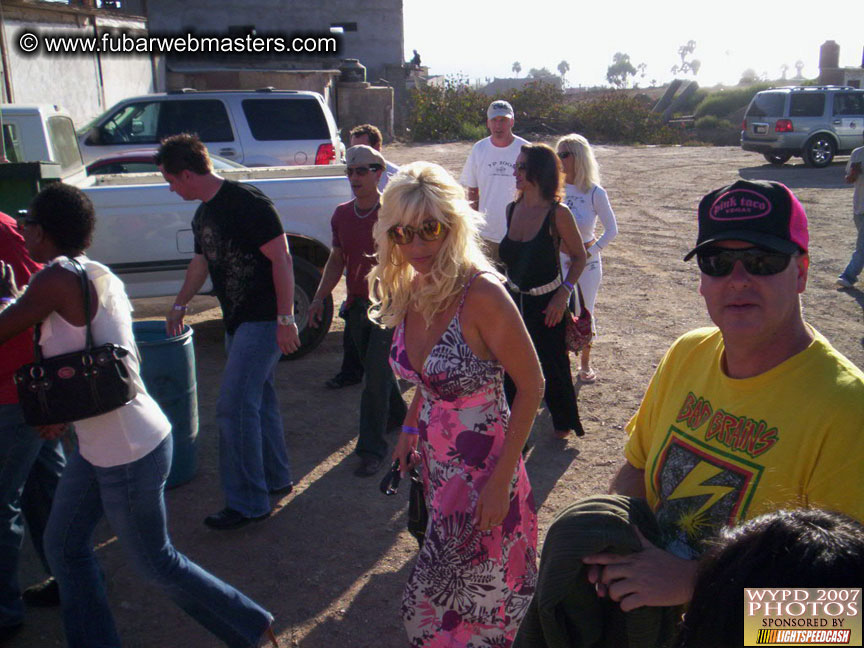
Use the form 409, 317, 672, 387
145, 0, 404, 83
1, 3, 155, 126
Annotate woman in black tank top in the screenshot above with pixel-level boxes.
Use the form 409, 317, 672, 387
499, 144, 588, 438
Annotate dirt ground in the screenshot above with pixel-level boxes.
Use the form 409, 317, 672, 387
12, 144, 863, 647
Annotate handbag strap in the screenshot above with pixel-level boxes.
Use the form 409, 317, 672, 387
32, 257, 95, 362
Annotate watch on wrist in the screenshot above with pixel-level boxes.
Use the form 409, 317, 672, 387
277, 314, 296, 326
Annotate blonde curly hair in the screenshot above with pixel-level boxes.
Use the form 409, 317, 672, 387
368, 161, 497, 329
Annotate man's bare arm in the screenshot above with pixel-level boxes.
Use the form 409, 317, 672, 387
609, 461, 646, 498
846, 162, 861, 184
466, 187, 479, 211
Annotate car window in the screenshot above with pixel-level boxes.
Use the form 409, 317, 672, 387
46, 116, 84, 173
746, 93, 785, 117
2, 123, 23, 163
241, 98, 329, 141
157, 100, 233, 142
96, 102, 160, 145
789, 93, 825, 118
833, 93, 864, 116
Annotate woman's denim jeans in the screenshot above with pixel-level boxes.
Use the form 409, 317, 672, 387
44, 435, 272, 647
218, 320, 293, 517
0, 403, 64, 629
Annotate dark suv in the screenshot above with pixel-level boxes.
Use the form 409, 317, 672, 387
740, 86, 864, 167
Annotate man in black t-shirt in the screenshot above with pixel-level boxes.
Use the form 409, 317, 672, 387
156, 134, 300, 531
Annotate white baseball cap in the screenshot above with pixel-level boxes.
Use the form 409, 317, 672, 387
487, 100, 514, 119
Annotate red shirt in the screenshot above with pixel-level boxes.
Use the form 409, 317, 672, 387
0, 211, 42, 405
330, 200, 379, 304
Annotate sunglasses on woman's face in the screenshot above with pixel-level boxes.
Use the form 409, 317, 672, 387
514, 163, 527, 171
696, 247, 792, 277
388, 219, 446, 245
557, 151, 571, 159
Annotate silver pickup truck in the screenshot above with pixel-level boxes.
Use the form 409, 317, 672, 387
1, 103, 351, 358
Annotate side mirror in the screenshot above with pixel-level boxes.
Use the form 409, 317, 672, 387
85, 127, 102, 145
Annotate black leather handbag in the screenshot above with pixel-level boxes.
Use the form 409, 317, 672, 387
380, 458, 429, 549
14, 258, 137, 426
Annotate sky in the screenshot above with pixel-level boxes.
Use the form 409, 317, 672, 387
403, 0, 862, 88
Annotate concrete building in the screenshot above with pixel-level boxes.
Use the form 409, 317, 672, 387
144, 0, 404, 85
818, 40, 864, 88
0, 0, 156, 125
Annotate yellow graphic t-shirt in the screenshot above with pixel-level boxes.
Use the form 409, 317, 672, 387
625, 327, 864, 559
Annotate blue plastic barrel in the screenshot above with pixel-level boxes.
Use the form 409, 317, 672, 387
132, 321, 199, 489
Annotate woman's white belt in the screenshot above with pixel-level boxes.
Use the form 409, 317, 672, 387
505, 276, 562, 296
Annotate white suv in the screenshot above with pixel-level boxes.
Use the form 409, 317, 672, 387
77, 88, 344, 167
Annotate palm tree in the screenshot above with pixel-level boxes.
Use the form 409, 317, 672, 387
557, 60, 570, 86
512, 61, 522, 77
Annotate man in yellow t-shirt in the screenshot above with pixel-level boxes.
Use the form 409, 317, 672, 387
584, 179, 864, 611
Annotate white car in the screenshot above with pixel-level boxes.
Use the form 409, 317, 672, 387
77, 88, 345, 168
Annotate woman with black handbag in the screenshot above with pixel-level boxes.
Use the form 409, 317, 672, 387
500, 143, 588, 439
0, 184, 277, 648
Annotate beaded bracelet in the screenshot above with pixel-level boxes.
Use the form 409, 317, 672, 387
402, 425, 420, 436
172, 304, 188, 311
562, 280, 575, 293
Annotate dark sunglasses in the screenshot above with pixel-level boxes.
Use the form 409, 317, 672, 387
388, 219, 446, 245
696, 247, 792, 277
514, 162, 527, 171
345, 165, 381, 177
557, 151, 571, 159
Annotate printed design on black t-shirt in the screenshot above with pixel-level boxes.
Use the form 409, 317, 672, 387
200, 223, 260, 326
649, 426, 763, 559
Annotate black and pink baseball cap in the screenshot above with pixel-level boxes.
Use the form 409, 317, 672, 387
684, 180, 809, 260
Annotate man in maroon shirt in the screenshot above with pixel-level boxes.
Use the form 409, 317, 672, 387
0, 211, 66, 639
309, 146, 407, 476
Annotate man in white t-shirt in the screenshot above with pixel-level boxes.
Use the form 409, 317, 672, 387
460, 100, 529, 256
837, 132, 864, 289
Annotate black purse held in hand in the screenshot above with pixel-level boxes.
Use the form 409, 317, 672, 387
380, 458, 429, 549
14, 258, 137, 426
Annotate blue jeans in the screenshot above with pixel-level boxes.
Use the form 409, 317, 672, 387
44, 435, 272, 648
840, 212, 864, 284
0, 403, 65, 629
218, 320, 292, 517
347, 301, 407, 459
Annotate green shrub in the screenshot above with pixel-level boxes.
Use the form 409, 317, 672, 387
406, 76, 487, 141
694, 115, 734, 130
694, 84, 772, 118
458, 121, 487, 141
504, 81, 568, 133
568, 93, 681, 144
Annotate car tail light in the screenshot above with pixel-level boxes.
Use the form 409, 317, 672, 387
741, 119, 747, 131
775, 119, 793, 133
314, 143, 336, 165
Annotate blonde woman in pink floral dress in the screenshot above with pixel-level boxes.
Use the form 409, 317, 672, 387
368, 162, 544, 647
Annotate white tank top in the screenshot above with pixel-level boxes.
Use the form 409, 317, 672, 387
39, 256, 170, 467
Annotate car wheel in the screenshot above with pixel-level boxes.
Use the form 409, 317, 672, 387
763, 152, 791, 166
802, 135, 836, 168
281, 256, 332, 361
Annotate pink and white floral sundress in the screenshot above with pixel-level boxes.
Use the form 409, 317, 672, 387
390, 272, 538, 647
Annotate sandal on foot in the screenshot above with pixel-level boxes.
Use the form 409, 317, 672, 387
578, 369, 596, 383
